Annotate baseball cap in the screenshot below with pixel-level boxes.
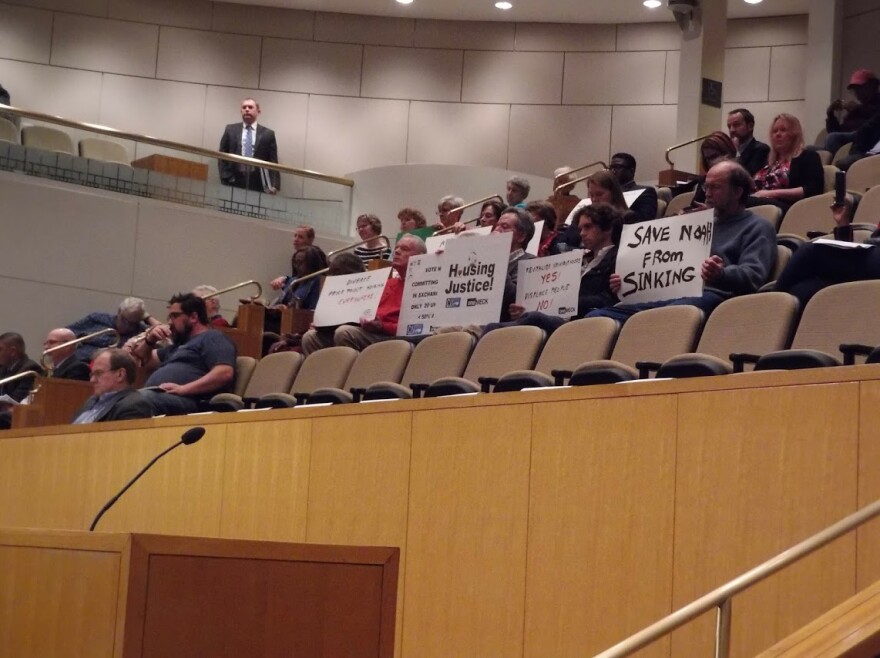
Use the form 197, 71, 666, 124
848, 69, 878, 88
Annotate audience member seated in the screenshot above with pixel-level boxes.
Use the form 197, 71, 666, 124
353, 214, 392, 265
300, 235, 427, 354
269, 225, 315, 290
609, 152, 658, 223
43, 328, 90, 380
0, 332, 44, 430
478, 199, 506, 230
557, 169, 630, 249
681, 131, 738, 212
492, 207, 536, 322
130, 293, 236, 416
835, 111, 880, 171
71, 348, 152, 424
727, 108, 770, 176
525, 200, 559, 256
825, 69, 880, 155
0, 82, 19, 128
193, 285, 231, 328
506, 176, 531, 208
67, 296, 159, 362
586, 161, 777, 323
435, 195, 465, 231
484, 202, 621, 336
547, 166, 580, 227
264, 246, 329, 346
775, 194, 880, 306
753, 113, 824, 215
398, 207, 428, 233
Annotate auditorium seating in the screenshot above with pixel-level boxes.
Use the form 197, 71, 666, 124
823, 164, 840, 193
755, 280, 880, 370
21, 125, 75, 155
665, 190, 695, 216
210, 351, 303, 412
258, 346, 357, 408
564, 305, 704, 386
777, 192, 838, 240
853, 184, 880, 224
423, 325, 545, 397
78, 138, 130, 166
751, 204, 783, 230
656, 292, 799, 378
0, 116, 17, 144
232, 356, 257, 397
307, 340, 413, 404
847, 154, 880, 194
833, 142, 853, 166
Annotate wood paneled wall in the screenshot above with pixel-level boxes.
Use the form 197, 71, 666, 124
2, 366, 880, 658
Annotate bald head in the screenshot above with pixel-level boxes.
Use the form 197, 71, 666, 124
44, 328, 76, 365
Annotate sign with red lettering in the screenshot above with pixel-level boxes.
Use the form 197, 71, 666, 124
515, 250, 583, 317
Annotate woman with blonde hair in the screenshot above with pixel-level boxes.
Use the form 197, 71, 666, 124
752, 113, 824, 214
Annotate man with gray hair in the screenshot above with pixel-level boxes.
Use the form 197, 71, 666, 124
506, 176, 531, 208
301, 234, 427, 353
492, 207, 536, 322
193, 285, 230, 327
67, 296, 160, 362
71, 348, 152, 424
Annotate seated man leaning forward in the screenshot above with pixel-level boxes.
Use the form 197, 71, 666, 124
130, 293, 236, 416
586, 160, 776, 323
301, 235, 427, 354
72, 348, 152, 424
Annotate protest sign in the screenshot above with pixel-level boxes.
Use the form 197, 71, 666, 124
526, 220, 544, 255
516, 250, 583, 317
424, 225, 492, 254
563, 188, 647, 225
398, 232, 512, 336
615, 209, 714, 304
313, 268, 391, 327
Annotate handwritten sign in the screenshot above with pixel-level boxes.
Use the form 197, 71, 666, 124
398, 232, 512, 336
313, 268, 391, 327
615, 209, 714, 304
424, 225, 492, 254
563, 188, 646, 226
516, 250, 583, 317
526, 220, 544, 256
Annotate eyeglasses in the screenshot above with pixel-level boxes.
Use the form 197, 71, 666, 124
167, 311, 185, 320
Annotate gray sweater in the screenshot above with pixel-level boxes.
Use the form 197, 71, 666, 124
708, 209, 777, 297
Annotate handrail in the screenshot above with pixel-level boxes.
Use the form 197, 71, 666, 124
448, 194, 505, 217
592, 495, 880, 658
663, 132, 715, 169
0, 369, 41, 389
202, 280, 263, 302
40, 328, 119, 370
0, 103, 354, 188
553, 161, 608, 193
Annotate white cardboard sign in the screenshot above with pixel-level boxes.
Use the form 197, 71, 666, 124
313, 268, 391, 327
515, 250, 584, 318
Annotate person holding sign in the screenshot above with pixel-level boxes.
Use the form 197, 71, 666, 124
301, 235, 427, 354
586, 161, 776, 323
492, 207, 536, 322
558, 170, 629, 250
479, 199, 506, 229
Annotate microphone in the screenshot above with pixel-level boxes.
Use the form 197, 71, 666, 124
88, 426, 206, 532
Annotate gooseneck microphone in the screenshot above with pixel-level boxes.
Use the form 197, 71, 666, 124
88, 426, 206, 531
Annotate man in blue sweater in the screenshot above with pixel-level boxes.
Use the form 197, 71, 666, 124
586, 160, 776, 323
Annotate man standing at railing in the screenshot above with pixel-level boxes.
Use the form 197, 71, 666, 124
218, 97, 280, 194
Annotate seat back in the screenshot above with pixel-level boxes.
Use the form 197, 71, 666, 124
656, 186, 672, 204
750, 204, 783, 231
0, 116, 18, 144
533, 317, 619, 375
655, 198, 667, 218
400, 332, 474, 387
769, 244, 792, 283
665, 191, 695, 216
21, 125, 75, 154
694, 292, 798, 365
791, 280, 880, 360
823, 165, 840, 193
233, 356, 258, 397
833, 142, 852, 166
79, 138, 130, 165
343, 340, 412, 390
816, 150, 833, 166
853, 185, 880, 225
244, 351, 303, 398
461, 326, 545, 384
814, 128, 828, 147
609, 305, 704, 369
290, 346, 358, 396
846, 154, 880, 194
777, 192, 837, 239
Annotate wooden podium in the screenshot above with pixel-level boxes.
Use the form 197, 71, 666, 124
11, 376, 92, 429
0, 528, 399, 658
220, 302, 265, 359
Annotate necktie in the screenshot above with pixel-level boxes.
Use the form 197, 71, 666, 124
244, 125, 254, 157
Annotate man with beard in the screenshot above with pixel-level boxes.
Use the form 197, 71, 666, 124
130, 293, 236, 416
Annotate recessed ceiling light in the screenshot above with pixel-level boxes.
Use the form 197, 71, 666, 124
744, 0, 763, 4
396, 0, 413, 4
495, 1, 513, 9
643, 0, 662, 7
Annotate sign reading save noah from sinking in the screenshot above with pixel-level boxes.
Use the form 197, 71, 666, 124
398, 232, 511, 336
615, 209, 715, 305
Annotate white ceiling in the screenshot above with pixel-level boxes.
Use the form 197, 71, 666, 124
214, 0, 809, 24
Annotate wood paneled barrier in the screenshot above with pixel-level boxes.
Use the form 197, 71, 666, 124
3, 366, 880, 658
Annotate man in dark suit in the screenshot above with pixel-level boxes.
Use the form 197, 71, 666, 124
609, 152, 659, 222
727, 108, 770, 176
0, 332, 45, 430
218, 97, 280, 193
43, 328, 90, 381
71, 349, 152, 424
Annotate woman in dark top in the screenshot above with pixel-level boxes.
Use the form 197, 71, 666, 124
684, 131, 738, 211
273, 245, 328, 311
753, 113, 824, 214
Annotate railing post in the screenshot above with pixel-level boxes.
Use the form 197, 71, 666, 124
715, 597, 732, 658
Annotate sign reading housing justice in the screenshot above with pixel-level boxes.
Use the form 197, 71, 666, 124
398, 232, 512, 336
615, 209, 715, 304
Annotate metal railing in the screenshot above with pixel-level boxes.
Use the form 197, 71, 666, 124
593, 496, 880, 658
0, 103, 353, 187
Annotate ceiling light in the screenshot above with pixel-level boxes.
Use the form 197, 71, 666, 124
396, 0, 413, 4
495, 2, 513, 9
643, 0, 662, 7
743, 0, 763, 3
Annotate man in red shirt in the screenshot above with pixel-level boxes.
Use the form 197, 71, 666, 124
301, 234, 427, 354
